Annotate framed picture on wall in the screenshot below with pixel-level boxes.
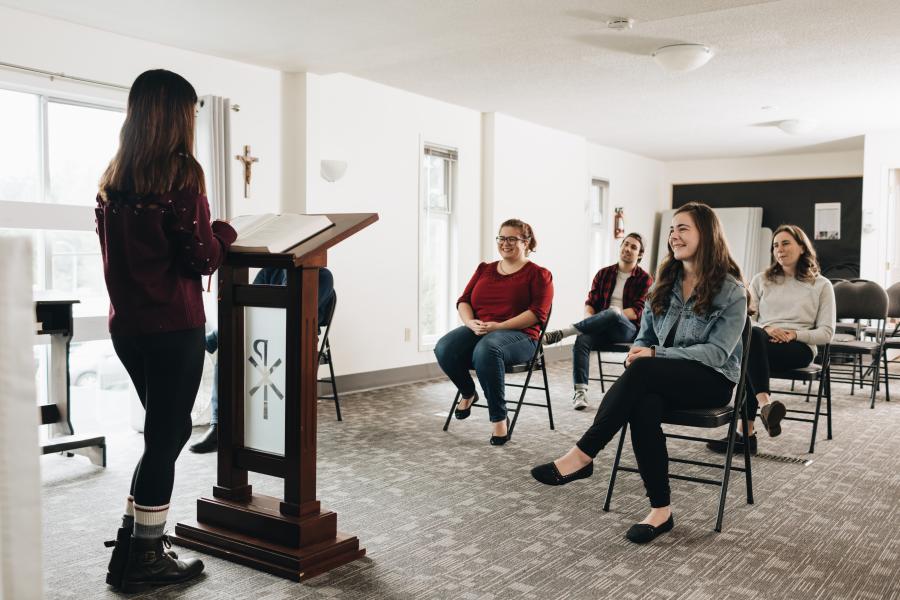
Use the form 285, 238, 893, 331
814, 202, 841, 240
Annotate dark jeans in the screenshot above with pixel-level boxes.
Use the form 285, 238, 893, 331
208, 267, 335, 424
572, 309, 637, 386
575, 357, 734, 508
434, 326, 538, 422
746, 326, 814, 420
113, 326, 206, 507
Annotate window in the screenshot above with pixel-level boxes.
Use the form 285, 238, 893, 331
589, 179, 610, 277
419, 144, 457, 348
0, 87, 125, 322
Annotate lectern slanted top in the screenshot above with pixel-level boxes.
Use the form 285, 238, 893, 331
174, 212, 377, 581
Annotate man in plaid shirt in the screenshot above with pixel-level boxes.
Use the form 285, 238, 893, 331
543, 233, 652, 410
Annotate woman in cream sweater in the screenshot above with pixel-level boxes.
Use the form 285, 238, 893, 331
708, 224, 835, 455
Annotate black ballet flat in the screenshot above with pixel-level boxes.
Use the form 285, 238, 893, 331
530, 460, 594, 486
625, 514, 674, 544
490, 417, 510, 446
454, 391, 478, 420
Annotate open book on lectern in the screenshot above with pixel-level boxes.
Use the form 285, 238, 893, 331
229, 213, 334, 253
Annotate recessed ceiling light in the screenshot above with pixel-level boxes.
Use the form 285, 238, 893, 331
652, 44, 713, 72
761, 105, 777, 111
607, 17, 634, 30
777, 119, 818, 135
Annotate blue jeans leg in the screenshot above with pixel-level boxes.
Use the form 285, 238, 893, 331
571, 310, 637, 386
434, 326, 480, 399
472, 331, 538, 422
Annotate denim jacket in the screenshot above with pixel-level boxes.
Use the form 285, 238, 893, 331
633, 273, 747, 383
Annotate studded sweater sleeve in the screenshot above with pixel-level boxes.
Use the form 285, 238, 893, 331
167, 190, 237, 275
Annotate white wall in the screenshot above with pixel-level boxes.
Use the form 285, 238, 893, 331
862, 132, 900, 282
483, 113, 666, 333
304, 74, 483, 375
0, 5, 286, 215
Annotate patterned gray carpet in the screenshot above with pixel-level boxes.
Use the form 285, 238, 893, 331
41, 358, 900, 600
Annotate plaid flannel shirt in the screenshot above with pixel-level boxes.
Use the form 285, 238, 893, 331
584, 263, 653, 326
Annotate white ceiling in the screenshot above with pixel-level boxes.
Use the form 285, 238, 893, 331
4, 0, 900, 160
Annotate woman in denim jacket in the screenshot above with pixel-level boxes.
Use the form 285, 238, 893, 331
531, 202, 747, 544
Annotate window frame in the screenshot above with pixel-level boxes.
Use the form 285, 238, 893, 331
418, 142, 459, 351
0, 81, 125, 342
588, 178, 610, 280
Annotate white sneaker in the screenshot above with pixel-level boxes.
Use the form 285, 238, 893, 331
572, 389, 588, 411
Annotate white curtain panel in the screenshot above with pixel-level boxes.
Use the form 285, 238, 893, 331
191, 95, 232, 426
0, 236, 42, 600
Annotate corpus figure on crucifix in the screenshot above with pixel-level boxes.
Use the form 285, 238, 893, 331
235, 145, 259, 198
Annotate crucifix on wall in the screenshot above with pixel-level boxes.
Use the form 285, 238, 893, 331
235, 145, 259, 198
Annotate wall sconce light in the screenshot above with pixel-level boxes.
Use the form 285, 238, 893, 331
320, 160, 348, 183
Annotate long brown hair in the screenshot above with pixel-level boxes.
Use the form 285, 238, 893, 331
765, 224, 820, 284
99, 69, 205, 199
499, 218, 537, 255
650, 202, 744, 316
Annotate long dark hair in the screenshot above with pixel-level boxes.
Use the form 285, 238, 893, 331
99, 69, 205, 199
650, 202, 744, 316
765, 224, 820, 284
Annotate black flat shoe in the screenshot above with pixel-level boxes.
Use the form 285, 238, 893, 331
706, 433, 757, 456
530, 460, 594, 486
189, 424, 218, 454
454, 391, 478, 420
625, 514, 674, 544
490, 417, 510, 446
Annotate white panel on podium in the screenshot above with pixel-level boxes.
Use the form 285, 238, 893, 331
243, 306, 286, 455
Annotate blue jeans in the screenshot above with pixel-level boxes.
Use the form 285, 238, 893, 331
434, 326, 537, 423
572, 310, 637, 387
208, 267, 336, 425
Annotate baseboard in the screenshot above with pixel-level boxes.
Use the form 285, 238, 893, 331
324, 343, 573, 396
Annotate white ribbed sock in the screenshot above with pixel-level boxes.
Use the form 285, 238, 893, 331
133, 502, 169, 539
562, 325, 579, 337
121, 495, 135, 529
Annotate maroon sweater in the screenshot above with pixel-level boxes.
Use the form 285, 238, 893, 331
95, 189, 237, 335
457, 261, 554, 340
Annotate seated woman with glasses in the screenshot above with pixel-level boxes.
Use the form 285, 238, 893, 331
707, 224, 835, 455
531, 202, 747, 543
434, 218, 553, 446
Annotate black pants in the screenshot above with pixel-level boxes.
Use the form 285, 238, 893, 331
112, 326, 205, 507
576, 357, 735, 508
746, 327, 813, 420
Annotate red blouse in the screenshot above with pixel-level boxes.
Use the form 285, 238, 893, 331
456, 261, 554, 340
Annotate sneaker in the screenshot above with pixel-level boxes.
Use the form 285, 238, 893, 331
706, 433, 757, 456
760, 400, 787, 437
543, 329, 565, 345
572, 389, 589, 411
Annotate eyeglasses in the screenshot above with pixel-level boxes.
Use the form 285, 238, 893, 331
496, 236, 528, 244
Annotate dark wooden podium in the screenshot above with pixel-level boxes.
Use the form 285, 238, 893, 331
174, 213, 377, 581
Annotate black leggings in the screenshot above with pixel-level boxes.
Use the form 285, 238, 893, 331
576, 357, 735, 508
746, 327, 814, 420
112, 326, 205, 507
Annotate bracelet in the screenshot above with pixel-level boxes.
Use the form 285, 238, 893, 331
651, 346, 656, 357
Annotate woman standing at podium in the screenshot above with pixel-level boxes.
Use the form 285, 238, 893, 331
95, 69, 236, 592
434, 218, 553, 445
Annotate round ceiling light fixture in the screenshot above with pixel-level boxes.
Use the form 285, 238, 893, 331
777, 119, 818, 135
652, 43, 713, 72
607, 17, 635, 30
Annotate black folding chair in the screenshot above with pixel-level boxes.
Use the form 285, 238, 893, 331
603, 317, 754, 533
770, 344, 832, 453
864, 282, 900, 401
317, 292, 341, 421
591, 343, 633, 392
443, 310, 553, 440
828, 280, 889, 409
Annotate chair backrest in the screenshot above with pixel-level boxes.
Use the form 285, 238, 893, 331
732, 316, 753, 414
833, 280, 888, 321
886, 282, 900, 319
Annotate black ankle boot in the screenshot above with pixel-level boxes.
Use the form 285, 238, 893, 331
104, 527, 132, 589
120, 535, 204, 592
189, 424, 218, 454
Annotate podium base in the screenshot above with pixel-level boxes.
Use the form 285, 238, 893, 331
173, 519, 365, 581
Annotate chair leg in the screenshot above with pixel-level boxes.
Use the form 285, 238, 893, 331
870, 352, 882, 409
740, 412, 754, 505
716, 414, 740, 532
883, 349, 891, 403
327, 349, 341, 422
603, 425, 628, 512
597, 351, 606, 393
540, 361, 554, 430
443, 391, 462, 432
849, 355, 857, 395
825, 367, 833, 440
809, 377, 825, 454
508, 367, 535, 439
